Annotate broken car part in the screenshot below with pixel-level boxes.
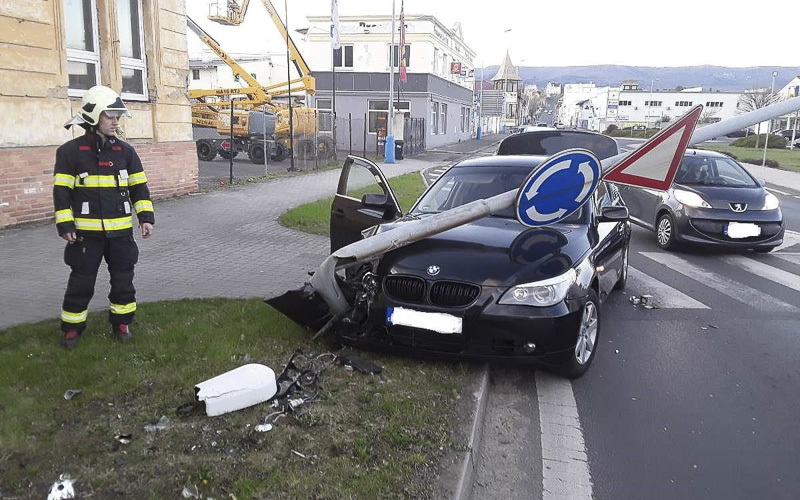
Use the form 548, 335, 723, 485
194, 363, 277, 417
143, 415, 171, 433
339, 354, 382, 374
47, 474, 75, 500
63, 389, 82, 401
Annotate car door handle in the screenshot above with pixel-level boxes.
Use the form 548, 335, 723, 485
332, 209, 345, 218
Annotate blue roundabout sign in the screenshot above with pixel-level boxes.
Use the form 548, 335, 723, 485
515, 149, 601, 227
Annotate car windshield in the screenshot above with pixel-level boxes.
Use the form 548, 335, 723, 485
675, 155, 758, 187
412, 165, 584, 222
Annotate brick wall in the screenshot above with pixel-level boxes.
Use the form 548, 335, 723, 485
0, 141, 198, 229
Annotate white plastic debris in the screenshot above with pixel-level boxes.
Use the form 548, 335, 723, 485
47, 474, 75, 500
255, 423, 273, 433
195, 364, 277, 417
143, 415, 171, 433
181, 485, 200, 498
63, 389, 81, 401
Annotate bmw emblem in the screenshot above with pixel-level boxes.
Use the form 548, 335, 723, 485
427, 265, 440, 276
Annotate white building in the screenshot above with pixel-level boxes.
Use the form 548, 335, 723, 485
490, 52, 522, 130
545, 82, 562, 98
301, 14, 477, 150
188, 52, 291, 95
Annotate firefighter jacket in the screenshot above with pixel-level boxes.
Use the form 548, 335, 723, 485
53, 132, 154, 238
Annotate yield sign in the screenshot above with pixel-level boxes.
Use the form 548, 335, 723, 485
604, 105, 703, 190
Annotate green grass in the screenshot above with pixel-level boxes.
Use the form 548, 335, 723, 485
0, 299, 467, 499
279, 172, 427, 236
700, 146, 800, 173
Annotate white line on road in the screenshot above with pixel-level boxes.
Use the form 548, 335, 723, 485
628, 266, 710, 309
718, 255, 800, 293
640, 252, 798, 312
774, 253, 800, 266
777, 230, 800, 252
536, 371, 592, 500
767, 187, 792, 196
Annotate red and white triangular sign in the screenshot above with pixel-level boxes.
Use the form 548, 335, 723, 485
604, 105, 703, 190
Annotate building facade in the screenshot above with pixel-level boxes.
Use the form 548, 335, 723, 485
188, 52, 290, 94
302, 14, 476, 149
0, 0, 196, 229
490, 52, 522, 130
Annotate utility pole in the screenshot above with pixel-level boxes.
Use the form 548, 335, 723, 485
763, 71, 777, 166
384, 0, 396, 163
477, 62, 483, 139
285, 0, 295, 171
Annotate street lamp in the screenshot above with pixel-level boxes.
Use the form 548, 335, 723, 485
762, 71, 778, 167
648, 77, 660, 131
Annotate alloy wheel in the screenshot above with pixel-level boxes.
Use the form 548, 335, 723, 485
657, 216, 672, 247
575, 301, 598, 365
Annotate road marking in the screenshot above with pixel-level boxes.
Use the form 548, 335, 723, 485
718, 255, 800, 293
767, 187, 792, 196
640, 252, 798, 312
774, 253, 800, 266
776, 230, 800, 252
536, 371, 592, 500
628, 266, 709, 308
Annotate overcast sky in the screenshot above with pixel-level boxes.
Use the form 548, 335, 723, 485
188, 0, 800, 68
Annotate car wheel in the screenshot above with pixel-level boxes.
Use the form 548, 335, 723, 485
196, 140, 216, 161
614, 245, 629, 290
560, 288, 600, 379
656, 213, 678, 250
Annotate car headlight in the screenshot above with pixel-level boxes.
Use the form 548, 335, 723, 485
673, 189, 711, 209
499, 268, 577, 307
762, 192, 780, 210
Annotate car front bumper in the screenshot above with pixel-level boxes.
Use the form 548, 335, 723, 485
672, 206, 784, 249
336, 288, 588, 363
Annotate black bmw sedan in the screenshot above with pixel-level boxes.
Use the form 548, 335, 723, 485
617, 149, 784, 251
325, 154, 631, 378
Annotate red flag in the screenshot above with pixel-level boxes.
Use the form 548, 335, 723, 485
399, 0, 407, 83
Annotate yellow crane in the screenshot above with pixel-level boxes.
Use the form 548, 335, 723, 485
188, 2, 331, 162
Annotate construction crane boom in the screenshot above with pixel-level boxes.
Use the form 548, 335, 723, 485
207, 0, 314, 87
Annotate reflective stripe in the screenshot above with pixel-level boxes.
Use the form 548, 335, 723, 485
55, 209, 74, 223
102, 216, 133, 230
109, 301, 136, 315
54, 173, 75, 188
128, 172, 147, 186
61, 309, 88, 324
119, 178, 129, 187
74, 216, 133, 231
74, 218, 104, 231
134, 200, 153, 213
76, 175, 117, 188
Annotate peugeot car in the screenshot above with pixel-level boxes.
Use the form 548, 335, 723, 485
617, 149, 784, 251
319, 148, 630, 378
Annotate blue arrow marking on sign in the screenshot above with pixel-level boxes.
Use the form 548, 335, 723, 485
515, 149, 601, 227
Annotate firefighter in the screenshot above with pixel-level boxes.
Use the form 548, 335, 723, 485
54, 85, 155, 348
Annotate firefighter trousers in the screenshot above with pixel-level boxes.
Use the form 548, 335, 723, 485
60, 236, 139, 332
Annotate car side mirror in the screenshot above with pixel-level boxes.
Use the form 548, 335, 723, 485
598, 205, 629, 222
757, 178, 766, 187
362, 192, 388, 208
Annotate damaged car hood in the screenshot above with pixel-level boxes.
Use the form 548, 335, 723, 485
374, 216, 589, 287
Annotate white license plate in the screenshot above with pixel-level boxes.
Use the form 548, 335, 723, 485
726, 222, 761, 239
386, 307, 463, 334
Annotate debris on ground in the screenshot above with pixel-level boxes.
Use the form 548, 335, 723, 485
47, 473, 75, 500
63, 389, 81, 401
339, 354, 382, 374
143, 415, 171, 433
629, 295, 659, 309
181, 484, 200, 498
255, 423, 273, 433
291, 450, 307, 459
114, 433, 132, 444
194, 364, 278, 417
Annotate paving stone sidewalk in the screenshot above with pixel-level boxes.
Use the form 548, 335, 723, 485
0, 157, 437, 330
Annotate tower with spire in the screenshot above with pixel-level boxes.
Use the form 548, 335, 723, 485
491, 51, 522, 128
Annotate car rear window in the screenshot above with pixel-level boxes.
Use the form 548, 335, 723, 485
497, 131, 619, 159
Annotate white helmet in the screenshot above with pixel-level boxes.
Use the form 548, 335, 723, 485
64, 85, 131, 129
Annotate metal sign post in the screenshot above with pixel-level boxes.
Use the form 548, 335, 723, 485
229, 100, 234, 184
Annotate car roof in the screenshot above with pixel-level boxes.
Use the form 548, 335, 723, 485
452, 155, 548, 169
683, 148, 733, 159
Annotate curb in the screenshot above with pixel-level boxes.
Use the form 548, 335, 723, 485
452, 363, 490, 500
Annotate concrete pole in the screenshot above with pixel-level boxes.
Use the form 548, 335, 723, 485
384, 0, 396, 163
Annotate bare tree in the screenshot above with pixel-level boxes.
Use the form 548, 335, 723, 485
737, 88, 783, 146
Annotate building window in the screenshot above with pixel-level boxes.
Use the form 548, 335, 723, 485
64, 0, 100, 94
389, 44, 411, 69
676, 101, 693, 107
460, 107, 466, 133
440, 103, 447, 134
619, 100, 632, 106
192, 69, 200, 80
368, 100, 410, 134
705, 101, 724, 108
250, 72, 257, 79
433, 48, 439, 74
118, 0, 148, 100
645, 101, 662, 107
317, 98, 333, 133
432, 102, 439, 135
333, 45, 354, 68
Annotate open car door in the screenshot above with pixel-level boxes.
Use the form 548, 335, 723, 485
330, 156, 402, 253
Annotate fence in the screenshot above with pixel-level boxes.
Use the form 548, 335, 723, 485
192, 104, 427, 189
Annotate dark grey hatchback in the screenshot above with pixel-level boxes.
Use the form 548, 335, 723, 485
617, 149, 784, 252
